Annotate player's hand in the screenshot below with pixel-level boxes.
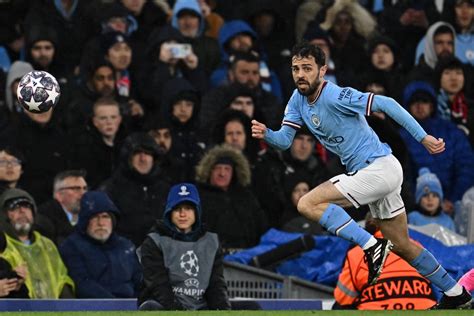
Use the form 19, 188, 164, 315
251, 120, 267, 139
421, 135, 445, 154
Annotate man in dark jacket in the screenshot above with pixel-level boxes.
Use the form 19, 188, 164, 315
138, 182, 231, 311
101, 132, 170, 246
171, 0, 221, 76
144, 116, 188, 184
36, 170, 88, 246
66, 61, 116, 132
60, 191, 142, 298
0, 108, 70, 205
201, 52, 283, 136
69, 97, 127, 189
195, 144, 268, 253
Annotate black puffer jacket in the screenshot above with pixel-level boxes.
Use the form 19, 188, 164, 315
101, 133, 170, 246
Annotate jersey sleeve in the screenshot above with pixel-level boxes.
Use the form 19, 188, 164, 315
333, 87, 375, 116
281, 90, 303, 130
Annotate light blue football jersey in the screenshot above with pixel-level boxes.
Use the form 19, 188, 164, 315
282, 81, 391, 172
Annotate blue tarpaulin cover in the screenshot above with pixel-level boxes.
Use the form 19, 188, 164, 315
225, 228, 474, 287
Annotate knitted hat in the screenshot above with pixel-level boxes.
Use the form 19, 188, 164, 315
100, 31, 130, 53
415, 167, 443, 203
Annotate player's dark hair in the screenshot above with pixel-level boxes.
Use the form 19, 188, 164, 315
291, 41, 326, 66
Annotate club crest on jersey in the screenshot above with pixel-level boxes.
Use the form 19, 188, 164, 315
311, 114, 321, 127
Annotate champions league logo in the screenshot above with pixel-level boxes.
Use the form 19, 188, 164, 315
311, 114, 321, 128
178, 185, 190, 196
184, 278, 200, 288
180, 250, 199, 277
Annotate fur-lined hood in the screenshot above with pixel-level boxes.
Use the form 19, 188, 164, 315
319, 0, 376, 40
195, 144, 251, 187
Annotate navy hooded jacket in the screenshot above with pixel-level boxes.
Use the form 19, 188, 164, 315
399, 81, 474, 202
59, 191, 142, 298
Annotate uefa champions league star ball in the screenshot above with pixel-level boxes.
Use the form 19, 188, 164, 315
16, 70, 60, 113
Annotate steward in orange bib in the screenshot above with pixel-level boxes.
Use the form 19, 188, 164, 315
333, 214, 436, 310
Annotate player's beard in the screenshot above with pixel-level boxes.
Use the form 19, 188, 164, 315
295, 71, 321, 97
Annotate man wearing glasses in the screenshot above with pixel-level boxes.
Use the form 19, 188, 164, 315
0, 145, 24, 196
36, 170, 88, 246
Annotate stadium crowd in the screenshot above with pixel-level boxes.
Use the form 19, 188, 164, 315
0, 0, 472, 310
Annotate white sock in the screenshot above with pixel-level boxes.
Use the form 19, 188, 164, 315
445, 283, 463, 296
362, 237, 378, 250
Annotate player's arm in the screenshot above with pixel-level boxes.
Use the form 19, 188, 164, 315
251, 91, 302, 150
371, 95, 445, 154
252, 120, 296, 150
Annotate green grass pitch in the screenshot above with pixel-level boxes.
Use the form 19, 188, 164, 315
0, 311, 472, 316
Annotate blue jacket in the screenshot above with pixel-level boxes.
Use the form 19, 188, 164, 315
408, 210, 456, 232
59, 192, 142, 298
400, 117, 474, 202
210, 20, 282, 101
171, 0, 205, 36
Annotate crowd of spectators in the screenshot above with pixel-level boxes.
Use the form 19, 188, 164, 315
0, 0, 472, 307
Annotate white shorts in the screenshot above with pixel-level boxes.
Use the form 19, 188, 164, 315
330, 154, 405, 219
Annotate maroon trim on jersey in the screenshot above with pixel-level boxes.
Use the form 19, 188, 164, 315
282, 120, 301, 130
366, 93, 375, 116
309, 80, 328, 105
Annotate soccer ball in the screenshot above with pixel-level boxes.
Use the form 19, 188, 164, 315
180, 250, 199, 277
16, 70, 60, 113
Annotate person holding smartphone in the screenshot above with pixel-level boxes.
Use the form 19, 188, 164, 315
139, 25, 208, 111
0, 257, 28, 298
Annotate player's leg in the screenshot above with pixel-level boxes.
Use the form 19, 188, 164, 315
297, 180, 378, 252
298, 179, 392, 285
376, 212, 420, 260
378, 208, 472, 308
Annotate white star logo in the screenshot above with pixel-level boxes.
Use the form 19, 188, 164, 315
24, 98, 42, 112
45, 88, 60, 105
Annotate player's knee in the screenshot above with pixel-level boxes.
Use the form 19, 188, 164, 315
297, 194, 324, 219
297, 195, 311, 216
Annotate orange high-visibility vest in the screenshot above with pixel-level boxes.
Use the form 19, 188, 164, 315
334, 232, 436, 310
